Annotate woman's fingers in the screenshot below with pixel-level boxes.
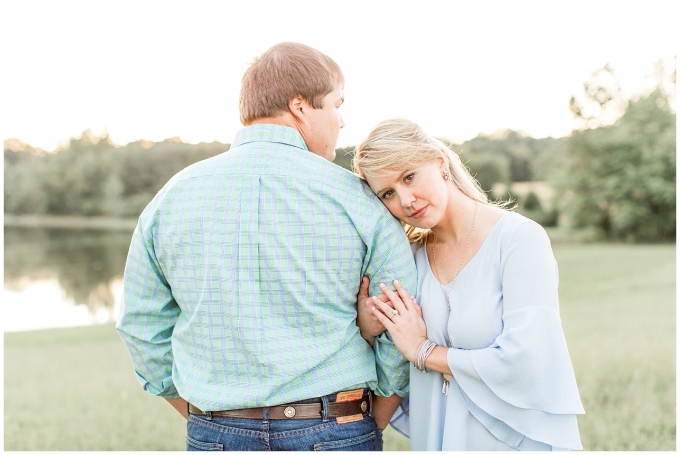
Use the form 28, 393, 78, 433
414, 300, 423, 318
376, 293, 390, 302
372, 296, 404, 323
392, 280, 414, 311
371, 304, 395, 330
378, 283, 408, 314
373, 293, 393, 306
372, 293, 427, 363
366, 293, 393, 313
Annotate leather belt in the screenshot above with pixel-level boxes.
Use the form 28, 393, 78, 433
189, 392, 371, 420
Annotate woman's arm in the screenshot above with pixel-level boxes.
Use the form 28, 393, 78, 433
421, 346, 452, 375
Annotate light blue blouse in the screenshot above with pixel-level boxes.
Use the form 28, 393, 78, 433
390, 212, 584, 451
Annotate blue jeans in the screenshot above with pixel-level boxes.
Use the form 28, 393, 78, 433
186, 394, 383, 451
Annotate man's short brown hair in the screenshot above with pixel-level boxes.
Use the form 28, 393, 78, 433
239, 42, 344, 125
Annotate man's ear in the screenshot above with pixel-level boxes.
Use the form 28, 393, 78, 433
288, 95, 306, 122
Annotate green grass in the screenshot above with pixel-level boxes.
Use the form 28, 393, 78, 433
4, 324, 187, 450
553, 243, 676, 450
4, 244, 675, 450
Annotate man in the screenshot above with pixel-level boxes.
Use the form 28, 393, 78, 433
117, 42, 416, 451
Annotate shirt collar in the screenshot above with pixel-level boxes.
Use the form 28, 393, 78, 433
231, 124, 309, 151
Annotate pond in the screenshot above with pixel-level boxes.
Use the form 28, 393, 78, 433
4, 226, 133, 332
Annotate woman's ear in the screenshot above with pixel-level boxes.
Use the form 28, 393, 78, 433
437, 155, 448, 170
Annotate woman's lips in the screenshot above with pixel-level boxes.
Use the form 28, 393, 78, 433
411, 205, 428, 219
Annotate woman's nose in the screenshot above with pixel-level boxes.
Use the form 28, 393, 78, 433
399, 191, 415, 208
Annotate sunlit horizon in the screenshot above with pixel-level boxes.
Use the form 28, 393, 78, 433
2, 0, 677, 152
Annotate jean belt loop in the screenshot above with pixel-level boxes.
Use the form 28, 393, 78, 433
262, 407, 270, 422
205, 410, 213, 421
368, 390, 374, 417
321, 395, 330, 422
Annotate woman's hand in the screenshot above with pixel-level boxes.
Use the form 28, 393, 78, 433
356, 276, 392, 347
371, 280, 425, 363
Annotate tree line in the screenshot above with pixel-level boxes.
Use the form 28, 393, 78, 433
4, 63, 675, 242
4, 131, 562, 219
5, 135, 230, 218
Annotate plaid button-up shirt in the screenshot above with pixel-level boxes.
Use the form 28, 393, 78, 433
117, 124, 417, 411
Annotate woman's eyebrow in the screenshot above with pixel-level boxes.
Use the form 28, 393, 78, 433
397, 168, 414, 179
375, 169, 415, 195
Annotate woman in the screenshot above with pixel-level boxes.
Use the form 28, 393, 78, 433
353, 119, 584, 450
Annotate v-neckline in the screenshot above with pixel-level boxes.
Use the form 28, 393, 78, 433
423, 212, 511, 288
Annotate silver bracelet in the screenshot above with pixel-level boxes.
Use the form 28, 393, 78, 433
413, 340, 426, 371
422, 341, 437, 371
414, 339, 437, 372
417, 339, 436, 372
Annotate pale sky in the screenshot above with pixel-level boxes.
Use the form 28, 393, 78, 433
1, 0, 677, 151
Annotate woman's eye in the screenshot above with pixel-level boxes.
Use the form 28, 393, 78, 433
405, 173, 414, 182
382, 190, 394, 200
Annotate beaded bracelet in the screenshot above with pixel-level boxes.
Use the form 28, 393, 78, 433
413, 340, 426, 371
416, 340, 437, 373
414, 339, 437, 372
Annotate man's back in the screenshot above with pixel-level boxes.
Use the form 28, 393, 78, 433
118, 124, 417, 411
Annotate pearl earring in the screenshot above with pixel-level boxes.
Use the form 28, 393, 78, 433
442, 171, 451, 181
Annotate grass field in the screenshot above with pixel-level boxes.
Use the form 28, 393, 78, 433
4, 243, 675, 450
552, 243, 675, 450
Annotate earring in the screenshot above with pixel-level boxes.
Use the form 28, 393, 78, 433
442, 171, 451, 181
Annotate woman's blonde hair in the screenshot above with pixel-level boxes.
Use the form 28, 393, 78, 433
353, 118, 510, 244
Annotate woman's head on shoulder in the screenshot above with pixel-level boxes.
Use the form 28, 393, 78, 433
353, 118, 510, 243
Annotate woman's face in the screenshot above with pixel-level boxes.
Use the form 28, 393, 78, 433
366, 159, 449, 229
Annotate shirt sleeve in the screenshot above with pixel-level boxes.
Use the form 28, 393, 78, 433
116, 215, 181, 399
446, 220, 584, 450
362, 210, 418, 397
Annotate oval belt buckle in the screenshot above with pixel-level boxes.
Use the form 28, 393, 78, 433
360, 401, 368, 412
284, 406, 296, 418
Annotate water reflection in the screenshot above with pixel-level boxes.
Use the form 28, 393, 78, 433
4, 227, 132, 332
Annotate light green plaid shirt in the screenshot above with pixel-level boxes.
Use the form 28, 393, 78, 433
117, 124, 417, 411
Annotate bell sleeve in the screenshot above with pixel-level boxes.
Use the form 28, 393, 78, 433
446, 220, 584, 450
